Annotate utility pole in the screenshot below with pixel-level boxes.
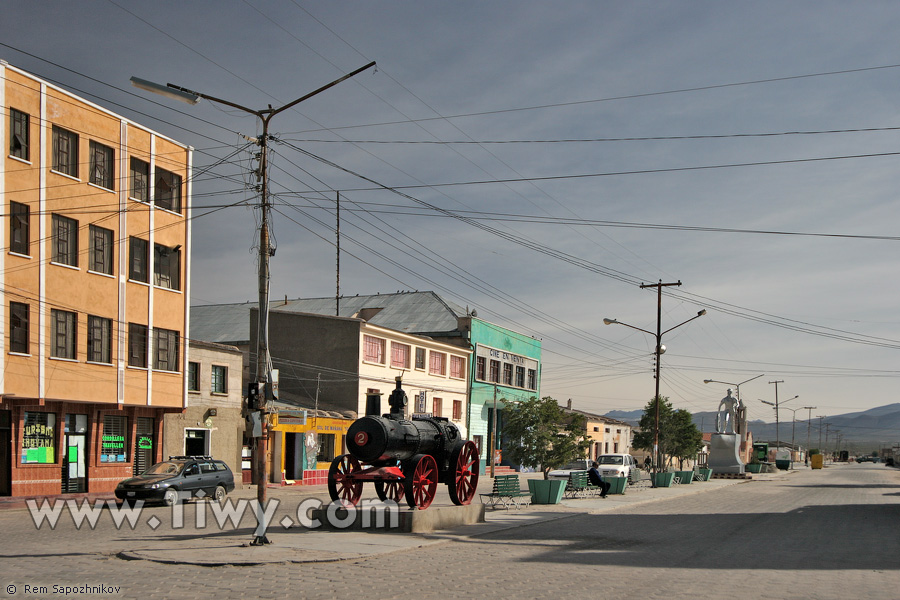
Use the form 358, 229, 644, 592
817, 415, 825, 451
769, 380, 784, 452
132, 61, 376, 547
805, 406, 817, 458
336, 191, 340, 317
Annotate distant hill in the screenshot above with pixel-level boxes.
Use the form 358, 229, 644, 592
605, 403, 900, 450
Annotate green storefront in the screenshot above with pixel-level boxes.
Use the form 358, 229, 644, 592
465, 319, 541, 475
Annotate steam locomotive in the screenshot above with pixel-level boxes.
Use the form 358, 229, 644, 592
327, 378, 479, 509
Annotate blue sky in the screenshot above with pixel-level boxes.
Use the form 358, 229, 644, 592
5, 2, 900, 428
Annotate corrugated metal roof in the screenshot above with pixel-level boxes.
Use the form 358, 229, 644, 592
190, 291, 469, 344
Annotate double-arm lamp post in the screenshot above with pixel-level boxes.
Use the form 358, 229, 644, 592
760, 393, 798, 454
132, 62, 376, 545
702, 374, 764, 410
785, 405, 816, 461
603, 284, 706, 481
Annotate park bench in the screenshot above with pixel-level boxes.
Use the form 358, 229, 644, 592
480, 474, 532, 509
565, 470, 602, 498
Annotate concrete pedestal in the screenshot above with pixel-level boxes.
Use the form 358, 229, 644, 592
708, 433, 745, 475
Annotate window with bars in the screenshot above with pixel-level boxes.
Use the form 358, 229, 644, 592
130, 157, 149, 202
51, 309, 77, 360
503, 363, 513, 385
87, 315, 112, 364
128, 323, 148, 368
429, 351, 446, 376
89, 225, 113, 275
476, 356, 486, 381
52, 125, 78, 177
211, 365, 227, 394
527, 368, 537, 390
155, 167, 182, 213
101, 415, 128, 462
89, 141, 114, 190
10, 108, 29, 160
489, 360, 500, 383
450, 355, 465, 379
363, 335, 385, 364
390, 342, 410, 369
188, 362, 200, 391
10, 302, 29, 354
52, 214, 78, 267
153, 327, 179, 372
153, 243, 180, 290
10, 201, 29, 256
515, 365, 525, 388
129, 237, 149, 283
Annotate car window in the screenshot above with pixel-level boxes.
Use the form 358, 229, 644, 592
144, 461, 183, 476
184, 464, 201, 476
599, 456, 624, 465
199, 461, 216, 474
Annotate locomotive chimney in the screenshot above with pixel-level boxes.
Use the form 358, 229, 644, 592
388, 376, 408, 417
567, 398, 572, 410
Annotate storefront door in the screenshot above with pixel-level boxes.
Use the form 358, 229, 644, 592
61, 414, 88, 493
0, 410, 10, 496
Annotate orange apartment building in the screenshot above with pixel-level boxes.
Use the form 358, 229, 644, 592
0, 62, 191, 498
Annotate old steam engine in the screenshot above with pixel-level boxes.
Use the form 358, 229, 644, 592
327, 378, 479, 509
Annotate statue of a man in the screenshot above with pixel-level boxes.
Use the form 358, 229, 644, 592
717, 389, 741, 434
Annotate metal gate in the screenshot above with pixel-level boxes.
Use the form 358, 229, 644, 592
133, 417, 155, 476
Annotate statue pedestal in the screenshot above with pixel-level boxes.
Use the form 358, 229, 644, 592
708, 433, 745, 475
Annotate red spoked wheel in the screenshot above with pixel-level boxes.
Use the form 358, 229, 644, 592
328, 454, 363, 506
374, 479, 405, 503
403, 454, 438, 510
448, 441, 480, 505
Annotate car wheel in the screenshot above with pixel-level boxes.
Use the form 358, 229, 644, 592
163, 488, 180, 507
214, 485, 227, 504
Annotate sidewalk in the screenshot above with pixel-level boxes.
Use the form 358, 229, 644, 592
119, 469, 794, 566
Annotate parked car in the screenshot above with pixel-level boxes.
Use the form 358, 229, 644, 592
115, 456, 235, 506
596, 453, 639, 482
548, 459, 593, 480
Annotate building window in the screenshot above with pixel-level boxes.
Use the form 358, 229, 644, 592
155, 167, 182, 213
211, 365, 227, 394
128, 323, 148, 368
472, 435, 483, 455
89, 225, 113, 275
153, 243, 181, 290
429, 351, 446, 376
52, 125, 79, 177
131, 157, 149, 202
453, 399, 462, 420
605, 442, 609, 453
52, 214, 78, 267
188, 362, 200, 391
515, 365, 525, 388
10, 302, 29, 354
89, 141, 114, 190
363, 335, 385, 364
432, 397, 442, 417
390, 342, 410, 369
527, 368, 537, 390
101, 415, 128, 462
87, 316, 112, 364
489, 359, 500, 383
450, 355, 465, 379
476, 356, 486, 381
415, 347, 426, 370
51, 309, 77, 359
153, 328, 180, 372
593, 426, 600, 432
22, 412, 56, 464
503, 363, 513, 385
129, 237, 149, 282
316, 433, 336, 463
9, 201, 29, 255
9, 108, 29, 160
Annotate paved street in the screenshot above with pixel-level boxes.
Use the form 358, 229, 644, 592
1, 463, 899, 599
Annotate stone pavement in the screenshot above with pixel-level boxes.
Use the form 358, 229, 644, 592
117, 469, 773, 566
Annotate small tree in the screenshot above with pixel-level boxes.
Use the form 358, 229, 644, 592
502, 396, 590, 479
671, 409, 703, 469
633, 396, 675, 469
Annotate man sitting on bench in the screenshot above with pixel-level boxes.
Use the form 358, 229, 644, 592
588, 461, 611, 498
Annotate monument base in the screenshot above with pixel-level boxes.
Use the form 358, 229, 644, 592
708, 433, 745, 475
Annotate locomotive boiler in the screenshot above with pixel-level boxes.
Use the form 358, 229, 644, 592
327, 378, 479, 509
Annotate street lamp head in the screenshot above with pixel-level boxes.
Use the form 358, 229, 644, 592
760, 399, 775, 406
703, 379, 712, 384
130, 77, 200, 104
698, 309, 707, 317
603, 318, 617, 325
657, 344, 666, 355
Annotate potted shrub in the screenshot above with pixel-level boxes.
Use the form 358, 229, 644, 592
651, 471, 675, 487
503, 396, 590, 504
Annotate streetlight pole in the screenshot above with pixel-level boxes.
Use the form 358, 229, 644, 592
132, 62, 376, 545
805, 406, 817, 461
604, 280, 706, 483
768, 380, 784, 451
703, 374, 765, 410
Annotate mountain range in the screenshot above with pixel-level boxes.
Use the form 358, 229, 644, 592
605, 403, 900, 451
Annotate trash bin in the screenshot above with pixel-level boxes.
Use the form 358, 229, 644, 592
811, 454, 824, 469
775, 459, 791, 470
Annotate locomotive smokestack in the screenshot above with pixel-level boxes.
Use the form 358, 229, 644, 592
388, 376, 408, 417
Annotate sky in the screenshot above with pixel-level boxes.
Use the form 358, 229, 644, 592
4, 1, 900, 430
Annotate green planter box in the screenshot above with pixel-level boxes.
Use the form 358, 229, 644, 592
698, 468, 713, 481
651, 472, 675, 487
528, 478, 566, 504
606, 476, 627, 495
675, 471, 694, 484
746, 463, 763, 473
